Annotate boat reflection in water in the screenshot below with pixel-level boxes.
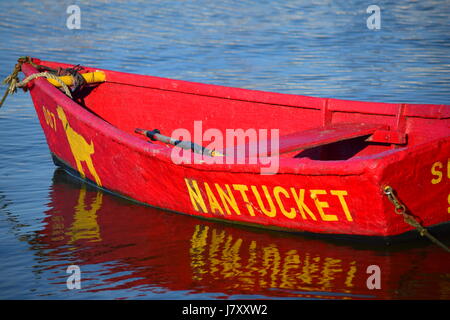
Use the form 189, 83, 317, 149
37, 170, 450, 299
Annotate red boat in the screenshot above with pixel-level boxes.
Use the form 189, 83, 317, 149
15, 57, 450, 240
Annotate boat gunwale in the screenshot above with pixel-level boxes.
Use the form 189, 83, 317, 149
32, 58, 450, 120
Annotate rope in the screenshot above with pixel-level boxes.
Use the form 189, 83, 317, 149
0, 57, 72, 109
0, 59, 23, 108
383, 185, 450, 253
16, 72, 72, 98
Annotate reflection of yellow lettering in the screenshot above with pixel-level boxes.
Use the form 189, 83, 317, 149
344, 261, 357, 289
318, 257, 343, 291
311, 190, 337, 222
187, 226, 360, 296
190, 225, 209, 281
431, 162, 443, 184
298, 253, 318, 285
262, 245, 281, 288
69, 187, 102, 244
233, 184, 255, 216
215, 183, 241, 215
185, 179, 208, 213
280, 249, 300, 289
290, 188, 317, 221
240, 240, 258, 288
273, 186, 296, 219
331, 190, 353, 222
221, 235, 243, 278
204, 182, 224, 215
209, 229, 225, 276
50, 215, 65, 242
251, 185, 277, 218
191, 225, 209, 251
56, 106, 102, 186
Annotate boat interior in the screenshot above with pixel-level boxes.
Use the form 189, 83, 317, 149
28, 60, 449, 162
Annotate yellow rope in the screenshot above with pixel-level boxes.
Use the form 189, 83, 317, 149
383, 185, 450, 253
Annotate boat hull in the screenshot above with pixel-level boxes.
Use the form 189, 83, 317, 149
21, 60, 450, 238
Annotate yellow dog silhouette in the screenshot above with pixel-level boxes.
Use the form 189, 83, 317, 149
69, 186, 103, 243
56, 106, 102, 187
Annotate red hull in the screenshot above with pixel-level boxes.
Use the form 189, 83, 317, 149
21, 58, 450, 238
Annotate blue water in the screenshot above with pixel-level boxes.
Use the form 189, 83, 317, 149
0, 0, 449, 300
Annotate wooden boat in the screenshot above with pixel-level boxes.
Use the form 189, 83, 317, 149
17, 57, 450, 240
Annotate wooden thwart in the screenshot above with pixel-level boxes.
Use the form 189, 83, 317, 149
226, 122, 390, 158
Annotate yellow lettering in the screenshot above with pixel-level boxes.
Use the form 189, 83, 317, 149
448, 159, 450, 179
185, 181, 356, 223
42, 106, 57, 131
431, 161, 443, 184
215, 183, 241, 215
185, 178, 208, 213
233, 184, 255, 216
51, 112, 56, 129
290, 188, 317, 221
310, 190, 337, 222
273, 186, 296, 219
448, 193, 450, 214
251, 185, 277, 218
330, 190, 353, 222
43, 108, 49, 125
204, 182, 224, 215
